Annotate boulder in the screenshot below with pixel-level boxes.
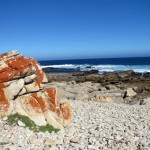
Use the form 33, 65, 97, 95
117, 70, 135, 78
24, 74, 36, 84
95, 95, 112, 102
124, 88, 137, 97
4, 79, 24, 100
0, 50, 73, 129
90, 91, 112, 102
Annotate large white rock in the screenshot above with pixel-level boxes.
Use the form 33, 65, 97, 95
24, 74, 36, 84
0, 50, 73, 129
4, 79, 24, 100
43, 108, 64, 130
126, 88, 137, 97
21, 66, 36, 77
25, 82, 39, 92
4, 80, 14, 87
36, 91, 64, 129
18, 87, 27, 95
15, 95, 47, 126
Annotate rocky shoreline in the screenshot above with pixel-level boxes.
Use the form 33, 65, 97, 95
1, 69, 150, 149
46, 70, 150, 101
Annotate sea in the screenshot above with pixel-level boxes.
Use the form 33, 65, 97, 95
38, 57, 150, 74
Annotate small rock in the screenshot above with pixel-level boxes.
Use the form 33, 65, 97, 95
44, 138, 56, 145
2, 116, 8, 121
55, 138, 63, 145
88, 145, 97, 149
50, 145, 59, 150
70, 137, 79, 143
18, 120, 26, 127
124, 88, 137, 97
95, 95, 112, 103
139, 99, 145, 105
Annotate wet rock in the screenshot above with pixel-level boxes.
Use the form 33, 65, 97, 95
134, 87, 143, 94
117, 70, 135, 78
105, 84, 118, 90
42, 67, 55, 72
139, 99, 145, 105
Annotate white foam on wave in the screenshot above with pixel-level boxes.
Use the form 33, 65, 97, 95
92, 65, 127, 70
93, 65, 125, 68
133, 69, 150, 73
41, 64, 77, 69
42, 64, 150, 73
91, 65, 150, 73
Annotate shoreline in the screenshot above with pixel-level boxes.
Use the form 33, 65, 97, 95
1, 69, 150, 149
45, 70, 150, 99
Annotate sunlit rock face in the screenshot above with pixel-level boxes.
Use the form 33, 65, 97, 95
0, 50, 72, 129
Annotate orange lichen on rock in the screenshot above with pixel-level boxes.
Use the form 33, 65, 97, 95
0, 50, 73, 129
25, 96, 42, 113
0, 83, 5, 88
44, 87, 58, 105
0, 100, 9, 113
0, 50, 19, 61
32, 93, 47, 111
60, 102, 72, 120
0, 89, 9, 113
0, 89, 7, 101
6, 55, 31, 70
30, 57, 47, 86
49, 102, 56, 112
55, 107, 61, 116
0, 63, 11, 73
59, 101, 73, 126
0, 70, 15, 83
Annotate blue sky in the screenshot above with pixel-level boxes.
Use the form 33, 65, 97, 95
0, 0, 150, 60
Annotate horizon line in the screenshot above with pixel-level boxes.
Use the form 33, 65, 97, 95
38, 56, 150, 62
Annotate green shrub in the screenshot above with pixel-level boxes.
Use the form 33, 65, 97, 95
7, 113, 59, 133
39, 124, 59, 133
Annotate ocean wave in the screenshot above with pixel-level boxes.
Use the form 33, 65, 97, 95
133, 69, 150, 73
41, 64, 150, 73
41, 64, 77, 68
89, 65, 150, 73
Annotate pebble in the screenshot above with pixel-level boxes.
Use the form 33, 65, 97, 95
2, 117, 8, 121
70, 137, 79, 143
0, 96, 150, 149
18, 120, 26, 127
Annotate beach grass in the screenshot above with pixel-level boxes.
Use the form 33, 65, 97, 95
7, 113, 59, 133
